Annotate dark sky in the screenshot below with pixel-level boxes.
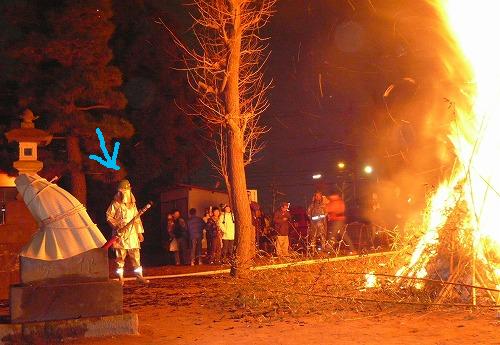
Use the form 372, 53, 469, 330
0, 0, 462, 215
236, 0, 457, 212
149, 0, 460, 213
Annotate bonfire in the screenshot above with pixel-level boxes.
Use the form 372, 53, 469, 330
393, 0, 500, 306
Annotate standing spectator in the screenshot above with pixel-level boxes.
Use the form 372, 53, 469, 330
258, 212, 273, 255
273, 202, 290, 257
206, 207, 222, 264
219, 205, 235, 263
172, 209, 189, 265
202, 208, 211, 223
202, 208, 212, 258
326, 193, 353, 253
187, 208, 205, 265
307, 191, 328, 253
253, 208, 266, 253
248, 190, 260, 250
166, 213, 180, 265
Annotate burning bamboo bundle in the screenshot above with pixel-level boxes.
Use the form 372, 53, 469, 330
388, 0, 500, 307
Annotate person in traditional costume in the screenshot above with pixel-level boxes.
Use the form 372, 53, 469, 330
106, 179, 149, 284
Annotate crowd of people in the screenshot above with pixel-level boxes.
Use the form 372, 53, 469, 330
106, 179, 389, 280
162, 190, 360, 266
166, 205, 236, 265
164, 202, 292, 266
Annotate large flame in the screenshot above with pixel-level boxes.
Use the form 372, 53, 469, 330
444, 0, 500, 248
397, 0, 500, 286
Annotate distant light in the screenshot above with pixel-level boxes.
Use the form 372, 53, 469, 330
0, 172, 15, 187
337, 161, 346, 169
363, 165, 373, 174
312, 174, 322, 180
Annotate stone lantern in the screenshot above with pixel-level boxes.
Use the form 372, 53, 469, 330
1, 111, 137, 340
5, 109, 53, 175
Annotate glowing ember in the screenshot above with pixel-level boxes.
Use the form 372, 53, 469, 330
364, 271, 379, 289
396, 0, 500, 292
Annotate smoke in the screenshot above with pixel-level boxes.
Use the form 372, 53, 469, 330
249, 0, 472, 215
343, 1, 472, 227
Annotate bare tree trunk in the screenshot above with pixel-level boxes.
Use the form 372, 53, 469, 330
67, 135, 87, 205
225, 1, 253, 276
224, 174, 233, 208
228, 130, 253, 275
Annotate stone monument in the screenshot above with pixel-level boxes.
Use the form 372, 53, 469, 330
1, 110, 137, 342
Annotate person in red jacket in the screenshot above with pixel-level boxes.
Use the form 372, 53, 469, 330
326, 193, 353, 253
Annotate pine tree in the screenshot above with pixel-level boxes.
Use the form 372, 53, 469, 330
0, 0, 132, 205
111, 0, 201, 195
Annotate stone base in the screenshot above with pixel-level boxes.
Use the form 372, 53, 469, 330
10, 280, 122, 323
13, 160, 43, 175
20, 248, 109, 284
0, 312, 138, 344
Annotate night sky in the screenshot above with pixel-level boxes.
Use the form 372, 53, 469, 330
0, 0, 462, 217
242, 0, 458, 213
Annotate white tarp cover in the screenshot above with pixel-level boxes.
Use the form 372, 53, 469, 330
16, 173, 106, 260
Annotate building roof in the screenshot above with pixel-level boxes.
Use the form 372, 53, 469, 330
163, 184, 228, 194
5, 127, 53, 146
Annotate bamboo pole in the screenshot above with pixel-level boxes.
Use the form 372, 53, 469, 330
450, 238, 455, 276
496, 284, 500, 319
474, 271, 496, 303
472, 238, 477, 306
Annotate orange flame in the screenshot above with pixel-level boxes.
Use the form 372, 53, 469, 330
397, 0, 500, 286
364, 271, 379, 288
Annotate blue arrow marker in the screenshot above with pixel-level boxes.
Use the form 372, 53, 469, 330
89, 128, 121, 171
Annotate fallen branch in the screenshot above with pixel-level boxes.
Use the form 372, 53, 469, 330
270, 289, 500, 308
335, 271, 500, 293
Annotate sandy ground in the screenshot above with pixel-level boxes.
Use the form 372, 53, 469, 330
71, 305, 500, 345
66, 273, 500, 345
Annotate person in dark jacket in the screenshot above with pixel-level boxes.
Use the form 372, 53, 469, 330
187, 208, 205, 265
253, 208, 266, 253
205, 207, 222, 264
307, 191, 328, 253
273, 202, 290, 257
172, 209, 189, 265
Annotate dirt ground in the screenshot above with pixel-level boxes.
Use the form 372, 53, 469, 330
66, 271, 500, 345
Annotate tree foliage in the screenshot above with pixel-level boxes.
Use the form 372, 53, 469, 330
0, 0, 206, 238
0, 0, 132, 204
111, 0, 201, 197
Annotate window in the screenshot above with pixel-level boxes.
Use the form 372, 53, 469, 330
24, 148, 33, 156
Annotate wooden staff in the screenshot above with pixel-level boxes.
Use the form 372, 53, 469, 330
102, 201, 153, 249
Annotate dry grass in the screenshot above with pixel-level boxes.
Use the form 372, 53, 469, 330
197, 204, 499, 322
124, 197, 499, 324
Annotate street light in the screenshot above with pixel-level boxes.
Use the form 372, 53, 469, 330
312, 173, 322, 180
337, 161, 346, 170
363, 165, 373, 174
